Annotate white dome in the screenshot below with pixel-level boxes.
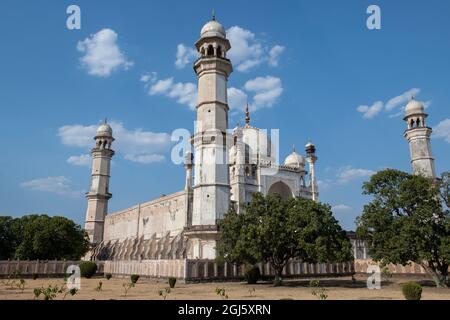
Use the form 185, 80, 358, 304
201, 20, 226, 38
96, 123, 113, 137
404, 99, 424, 117
284, 151, 305, 169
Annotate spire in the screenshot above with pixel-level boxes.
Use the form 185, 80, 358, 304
212, 9, 216, 21
245, 99, 250, 126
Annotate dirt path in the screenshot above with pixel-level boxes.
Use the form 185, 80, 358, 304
1, 275, 449, 300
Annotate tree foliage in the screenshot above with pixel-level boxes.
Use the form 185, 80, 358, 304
356, 169, 450, 287
218, 193, 353, 285
0, 214, 89, 260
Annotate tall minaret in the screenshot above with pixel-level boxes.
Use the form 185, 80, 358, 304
187, 13, 233, 259
403, 98, 436, 178
84, 121, 115, 246
305, 142, 319, 201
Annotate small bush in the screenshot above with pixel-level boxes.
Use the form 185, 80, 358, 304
130, 274, 140, 284
402, 282, 422, 300
79, 261, 98, 279
245, 265, 261, 284
32, 273, 38, 280
105, 273, 112, 280
168, 277, 177, 288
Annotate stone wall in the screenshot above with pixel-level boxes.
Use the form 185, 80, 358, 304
104, 191, 187, 242
0, 260, 105, 277
354, 259, 428, 274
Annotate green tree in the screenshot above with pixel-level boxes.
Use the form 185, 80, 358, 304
218, 193, 353, 286
356, 169, 450, 287
0, 214, 89, 260
0, 216, 17, 259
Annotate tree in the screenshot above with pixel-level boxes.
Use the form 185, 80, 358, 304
356, 169, 450, 287
0, 216, 17, 259
218, 193, 353, 286
0, 215, 89, 260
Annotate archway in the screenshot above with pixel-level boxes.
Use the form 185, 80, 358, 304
267, 181, 293, 201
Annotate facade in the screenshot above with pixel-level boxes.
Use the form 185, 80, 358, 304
84, 17, 437, 264
85, 16, 318, 261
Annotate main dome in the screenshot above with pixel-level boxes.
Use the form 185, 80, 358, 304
200, 20, 226, 38
284, 151, 305, 169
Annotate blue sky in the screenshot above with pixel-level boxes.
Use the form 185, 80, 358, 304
0, 0, 449, 230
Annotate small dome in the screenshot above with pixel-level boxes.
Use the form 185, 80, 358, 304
404, 99, 424, 117
96, 123, 113, 137
201, 20, 226, 38
284, 151, 305, 169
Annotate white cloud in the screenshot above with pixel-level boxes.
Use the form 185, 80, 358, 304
20, 176, 82, 197
385, 88, 421, 111
332, 204, 353, 213
140, 72, 157, 83
67, 154, 91, 167
433, 119, 450, 143
175, 44, 198, 69
59, 122, 171, 165
58, 125, 97, 147
357, 101, 383, 119
226, 26, 284, 72
77, 28, 133, 77
124, 154, 165, 164
337, 166, 376, 184
268, 45, 285, 67
244, 76, 283, 109
147, 76, 198, 109
227, 87, 248, 112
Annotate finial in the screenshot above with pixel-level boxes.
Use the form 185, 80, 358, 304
212, 9, 216, 21
245, 98, 250, 125
293, 144, 296, 153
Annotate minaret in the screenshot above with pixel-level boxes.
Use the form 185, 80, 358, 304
187, 13, 233, 259
305, 142, 318, 201
84, 121, 115, 246
403, 98, 436, 178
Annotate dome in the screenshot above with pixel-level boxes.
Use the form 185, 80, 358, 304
96, 123, 113, 137
404, 99, 424, 117
284, 151, 305, 169
200, 20, 226, 38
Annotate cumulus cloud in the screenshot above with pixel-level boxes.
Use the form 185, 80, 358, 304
356, 101, 383, 119
124, 154, 165, 164
433, 119, 450, 143
357, 88, 430, 119
337, 166, 376, 184
67, 154, 91, 167
175, 44, 198, 69
146, 76, 198, 109
20, 176, 82, 197
385, 88, 421, 111
332, 204, 353, 213
77, 28, 133, 77
227, 87, 248, 113
59, 122, 172, 165
268, 45, 285, 67
244, 76, 283, 109
226, 26, 285, 72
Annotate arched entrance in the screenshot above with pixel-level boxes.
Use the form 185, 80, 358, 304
267, 181, 293, 201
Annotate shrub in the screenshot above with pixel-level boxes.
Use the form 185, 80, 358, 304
79, 261, 97, 279
32, 273, 38, 280
168, 277, 177, 288
244, 265, 261, 284
105, 273, 112, 280
402, 282, 422, 300
130, 274, 140, 284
